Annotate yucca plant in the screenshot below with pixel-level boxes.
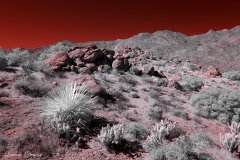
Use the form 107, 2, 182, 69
40, 81, 99, 134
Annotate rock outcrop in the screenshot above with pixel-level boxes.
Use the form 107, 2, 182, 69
203, 66, 222, 78
44, 51, 73, 71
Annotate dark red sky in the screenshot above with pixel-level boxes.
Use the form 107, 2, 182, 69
0, 0, 240, 50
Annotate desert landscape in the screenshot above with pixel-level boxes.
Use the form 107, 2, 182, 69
1, 26, 240, 159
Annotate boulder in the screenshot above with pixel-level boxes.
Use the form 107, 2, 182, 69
83, 49, 103, 63
69, 75, 108, 97
203, 66, 222, 78
154, 70, 167, 78
85, 63, 98, 72
74, 58, 85, 67
173, 81, 185, 91
44, 51, 73, 71
67, 48, 85, 60
44, 81, 58, 90
142, 64, 154, 75
112, 58, 130, 71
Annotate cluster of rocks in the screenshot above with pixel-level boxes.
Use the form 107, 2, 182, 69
44, 44, 223, 93
44, 44, 164, 76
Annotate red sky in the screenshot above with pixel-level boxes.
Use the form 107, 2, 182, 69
0, 0, 240, 50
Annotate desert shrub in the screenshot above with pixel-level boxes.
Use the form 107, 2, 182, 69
189, 132, 213, 155
152, 77, 164, 86
125, 122, 149, 141
141, 76, 154, 84
149, 90, 160, 99
146, 98, 158, 106
129, 92, 140, 98
128, 52, 136, 58
13, 79, 49, 97
232, 115, 240, 122
36, 42, 72, 61
5, 48, 31, 67
100, 64, 112, 73
190, 87, 240, 122
140, 86, 150, 92
0, 135, 8, 158
129, 65, 142, 76
152, 52, 163, 59
183, 62, 199, 71
119, 75, 138, 86
16, 122, 58, 159
222, 71, 240, 81
145, 131, 213, 160
146, 147, 165, 160
144, 106, 162, 121
197, 153, 214, 160
169, 109, 189, 120
178, 75, 203, 91
164, 144, 188, 160
40, 81, 99, 135
140, 59, 147, 65
140, 53, 149, 59
0, 57, 8, 70
152, 60, 165, 66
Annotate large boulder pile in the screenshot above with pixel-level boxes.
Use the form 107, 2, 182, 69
44, 44, 130, 73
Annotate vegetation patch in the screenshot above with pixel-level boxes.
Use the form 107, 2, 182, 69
190, 87, 240, 123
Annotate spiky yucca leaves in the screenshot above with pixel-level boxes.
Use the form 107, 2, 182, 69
40, 81, 99, 134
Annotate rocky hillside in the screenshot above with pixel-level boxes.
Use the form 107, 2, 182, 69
0, 26, 240, 159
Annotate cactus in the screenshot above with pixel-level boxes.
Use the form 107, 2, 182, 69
220, 133, 240, 152
227, 121, 240, 135
220, 121, 240, 153
98, 124, 125, 147
143, 119, 176, 152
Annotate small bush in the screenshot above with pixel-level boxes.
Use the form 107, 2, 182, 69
129, 92, 140, 98
125, 122, 149, 141
164, 144, 188, 160
183, 62, 199, 71
146, 147, 165, 160
14, 79, 49, 97
118, 75, 138, 87
16, 122, 58, 159
178, 75, 203, 91
140, 86, 150, 92
222, 71, 240, 81
5, 49, 31, 67
189, 132, 213, 155
147, 98, 158, 106
152, 60, 165, 66
0, 57, 8, 70
169, 109, 189, 120
101, 65, 112, 74
144, 106, 162, 121
129, 65, 142, 76
128, 52, 136, 58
